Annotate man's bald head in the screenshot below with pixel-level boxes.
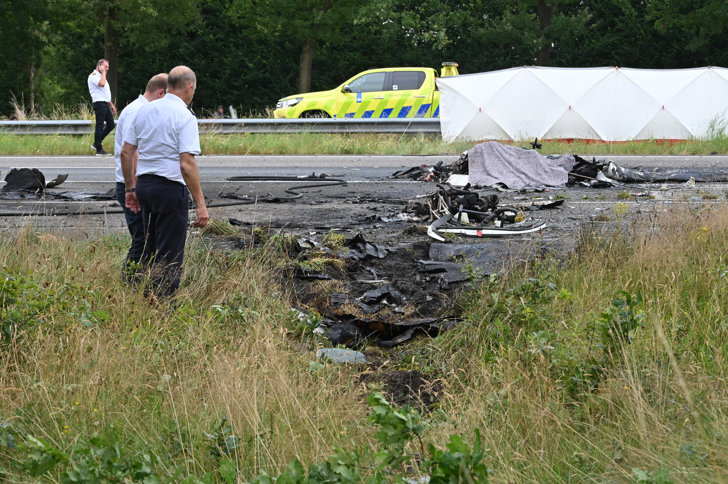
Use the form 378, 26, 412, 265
145, 73, 168, 94
142, 73, 168, 102
168, 66, 196, 91
167, 66, 197, 105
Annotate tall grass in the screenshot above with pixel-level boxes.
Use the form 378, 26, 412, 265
540, 136, 728, 156
440, 207, 728, 482
198, 132, 477, 156
1, 132, 728, 156
0, 226, 375, 481
2, 205, 728, 481
7, 97, 93, 121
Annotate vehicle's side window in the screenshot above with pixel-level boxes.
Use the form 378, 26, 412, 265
348, 72, 386, 93
391, 71, 425, 91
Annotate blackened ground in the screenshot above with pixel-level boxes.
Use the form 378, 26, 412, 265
359, 367, 444, 411
202, 177, 728, 408
3, 174, 727, 409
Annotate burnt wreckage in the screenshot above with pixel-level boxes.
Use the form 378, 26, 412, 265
3, 143, 726, 349
394, 141, 728, 243
306, 141, 728, 348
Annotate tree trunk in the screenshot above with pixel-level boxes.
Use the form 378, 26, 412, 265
297, 0, 333, 93
28, 61, 36, 115
536, 0, 558, 66
103, 3, 120, 102
299, 38, 316, 93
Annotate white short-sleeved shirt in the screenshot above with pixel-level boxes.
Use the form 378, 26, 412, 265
87, 70, 111, 103
124, 93, 200, 185
114, 94, 148, 183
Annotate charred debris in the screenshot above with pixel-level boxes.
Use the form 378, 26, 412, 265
3, 142, 725, 351
277, 141, 728, 350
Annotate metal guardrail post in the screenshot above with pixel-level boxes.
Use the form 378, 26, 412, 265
0, 118, 442, 135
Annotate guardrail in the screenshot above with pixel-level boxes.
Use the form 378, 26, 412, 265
0, 118, 442, 135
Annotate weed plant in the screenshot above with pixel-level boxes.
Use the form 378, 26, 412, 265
1, 205, 728, 481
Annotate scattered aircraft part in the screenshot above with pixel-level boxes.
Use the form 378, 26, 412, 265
345, 233, 390, 260
427, 213, 546, 242
45, 173, 68, 188
2, 168, 46, 192
316, 348, 367, 364
516, 198, 565, 210
417, 260, 468, 284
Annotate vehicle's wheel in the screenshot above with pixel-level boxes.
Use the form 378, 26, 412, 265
301, 111, 331, 118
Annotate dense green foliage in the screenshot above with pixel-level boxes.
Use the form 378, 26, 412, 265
2, 0, 727, 118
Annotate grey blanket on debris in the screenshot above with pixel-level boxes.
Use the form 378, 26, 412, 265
468, 141, 576, 189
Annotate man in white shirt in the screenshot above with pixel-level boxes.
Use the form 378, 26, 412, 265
120, 65, 209, 298
113, 73, 168, 284
87, 59, 117, 156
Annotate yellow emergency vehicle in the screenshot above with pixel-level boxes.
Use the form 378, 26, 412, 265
273, 62, 459, 119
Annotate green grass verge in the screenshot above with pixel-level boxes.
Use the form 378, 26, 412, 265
1, 132, 728, 156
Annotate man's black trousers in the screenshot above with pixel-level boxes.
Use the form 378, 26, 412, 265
115, 182, 145, 283
92, 101, 115, 150
136, 174, 189, 297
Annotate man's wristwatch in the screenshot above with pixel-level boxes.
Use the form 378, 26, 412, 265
125, 187, 135, 193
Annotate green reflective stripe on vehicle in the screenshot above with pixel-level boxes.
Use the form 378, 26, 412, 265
296, 101, 315, 116
338, 97, 358, 117
353, 97, 391, 118
323, 98, 337, 116
391, 96, 411, 118
407, 92, 428, 116
352, 100, 368, 117
355, 97, 379, 117
431, 97, 439, 117
410, 97, 425, 117
353, 95, 371, 117
370, 98, 388, 117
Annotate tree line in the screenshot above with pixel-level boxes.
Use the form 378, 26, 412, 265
1, 0, 726, 118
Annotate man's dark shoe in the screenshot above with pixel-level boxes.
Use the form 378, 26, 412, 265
96, 149, 111, 156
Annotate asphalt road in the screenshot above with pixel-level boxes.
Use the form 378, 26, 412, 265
4, 152, 727, 336
1, 153, 727, 238
2, 153, 728, 187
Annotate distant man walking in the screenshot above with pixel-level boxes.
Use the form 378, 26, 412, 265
121, 65, 209, 298
88, 59, 117, 155
114, 73, 168, 283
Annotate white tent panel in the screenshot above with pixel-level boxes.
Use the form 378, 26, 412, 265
439, 87, 478, 140
576, 69, 660, 140
712, 67, 728, 83
622, 67, 703, 105
484, 69, 568, 140
635, 109, 692, 140
528, 66, 612, 104
542, 108, 602, 140
444, 112, 510, 141
438, 68, 520, 140
667, 69, 728, 137
438, 66, 728, 141
438, 67, 520, 105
